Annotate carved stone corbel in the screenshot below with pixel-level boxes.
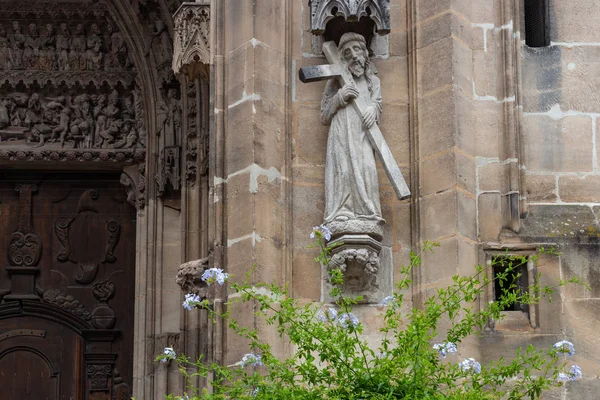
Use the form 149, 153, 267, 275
120, 164, 146, 210
172, 2, 210, 80
176, 257, 209, 298
309, 0, 391, 35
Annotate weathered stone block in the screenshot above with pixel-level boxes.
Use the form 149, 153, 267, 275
373, 57, 409, 104
552, 0, 600, 43
224, 0, 255, 52
227, 41, 256, 105
419, 87, 456, 157
524, 174, 558, 202
417, 37, 454, 96
225, 101, 256, 175
416, 0, 451, 22
560, 46, 600, 113
519, 205, 598, 239
473, 101, 501, 158
457, 191, 476, 240
422, 190, 457, 239
292, 251, 322, 301
379, 104, 410, 163
478, 161, 511, 192
521, 115, 593, 173
254, 0, 285, 51
295, 103, 329, 165
457, 151, 476, 193
478, 192, 502, 241
421, 151, 457, 196
421, 236, 459, 284
293, 57, 328, 103
559, 175, 600, 203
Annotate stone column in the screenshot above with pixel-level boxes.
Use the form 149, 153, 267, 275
172, 1, 213, 392
409, 0, 479, 340
217, 0, 293, 365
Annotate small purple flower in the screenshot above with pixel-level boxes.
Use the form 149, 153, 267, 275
381, 295, 397, 308
161, 347, 176, 363
569, 365, 583, 381
310, 225, 332, 241
554, 340, 575, 357
241, 353, 263, 367
182, 293, 201, 311
433, 342, 458, 359
376, 352, 387, 359
459, 358, 481, 374
338, 313, 359, 329
201, 267, 230, 286
317, 307, 338, 322
557, 372, 570, 383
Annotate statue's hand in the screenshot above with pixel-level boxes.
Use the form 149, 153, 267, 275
363, 106, 377, 128
339, 84, 359, 103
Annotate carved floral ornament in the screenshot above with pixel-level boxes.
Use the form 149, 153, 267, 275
172, 3, 210, 78
309, 0, 391, 35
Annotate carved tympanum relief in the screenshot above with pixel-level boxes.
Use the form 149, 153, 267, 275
0, 2, 145, 154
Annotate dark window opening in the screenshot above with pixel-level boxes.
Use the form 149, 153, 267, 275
524, 0, 550, 47
492, 256, 529, 313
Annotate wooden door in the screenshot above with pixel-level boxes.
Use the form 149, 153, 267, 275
0, 172, 136, 400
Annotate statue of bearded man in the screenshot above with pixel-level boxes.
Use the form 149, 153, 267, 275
320, 32, 384, 238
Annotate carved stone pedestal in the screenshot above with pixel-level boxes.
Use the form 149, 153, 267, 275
322, 234, 392, 304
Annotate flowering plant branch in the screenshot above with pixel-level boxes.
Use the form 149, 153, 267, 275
159, 227, 587, 399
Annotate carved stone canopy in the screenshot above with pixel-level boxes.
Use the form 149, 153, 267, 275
309, 0, 391, 36
172, 2, 210, 79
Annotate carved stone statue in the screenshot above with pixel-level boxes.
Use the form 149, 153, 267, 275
56, 23, 71, 71
156, 88, 181, 140
9, 21, 26, 70
0, 25, 9, 70
23, 23, 41, 69
105, 23, 129, 71
39, 23, 57, 71
86, 23, 104, 71
320, 32, 383, 237
70, 23, 87, 71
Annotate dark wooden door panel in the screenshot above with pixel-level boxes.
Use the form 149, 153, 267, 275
0, 172, 135, 399
0, 350, 58, 400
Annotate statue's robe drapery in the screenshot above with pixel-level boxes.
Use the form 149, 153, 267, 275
320, 73, 383, 226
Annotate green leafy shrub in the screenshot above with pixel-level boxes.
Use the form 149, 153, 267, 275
158, 228, 587, 399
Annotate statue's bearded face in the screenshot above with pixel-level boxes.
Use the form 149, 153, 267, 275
341, 41, 366, 78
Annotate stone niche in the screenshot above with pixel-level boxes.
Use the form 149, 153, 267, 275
0, 1, 146, 156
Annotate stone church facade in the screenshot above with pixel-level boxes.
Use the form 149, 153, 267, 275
0, 0, 598, 399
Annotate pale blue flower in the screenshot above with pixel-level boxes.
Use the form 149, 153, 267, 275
201, 268, 230, 286
338, 313, 359, 329
459, 358, 481, 374
241, 353, 263, 367
182, 293, 201, 311
317, 307, 338, 322
557, 372, 570, 383
381, 295, 397, 308
554, 340, 575, 357
433, 342, 458, 359
161, 347, 176, 363
251, 388, 259, 397
376, 352, 387, 359
310, 225, 332, 241
569, 364, 583, 381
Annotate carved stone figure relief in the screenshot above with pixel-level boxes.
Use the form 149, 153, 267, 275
0, 3, 146, 159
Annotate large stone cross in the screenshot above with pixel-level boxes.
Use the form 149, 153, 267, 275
299, 41, 410, 200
